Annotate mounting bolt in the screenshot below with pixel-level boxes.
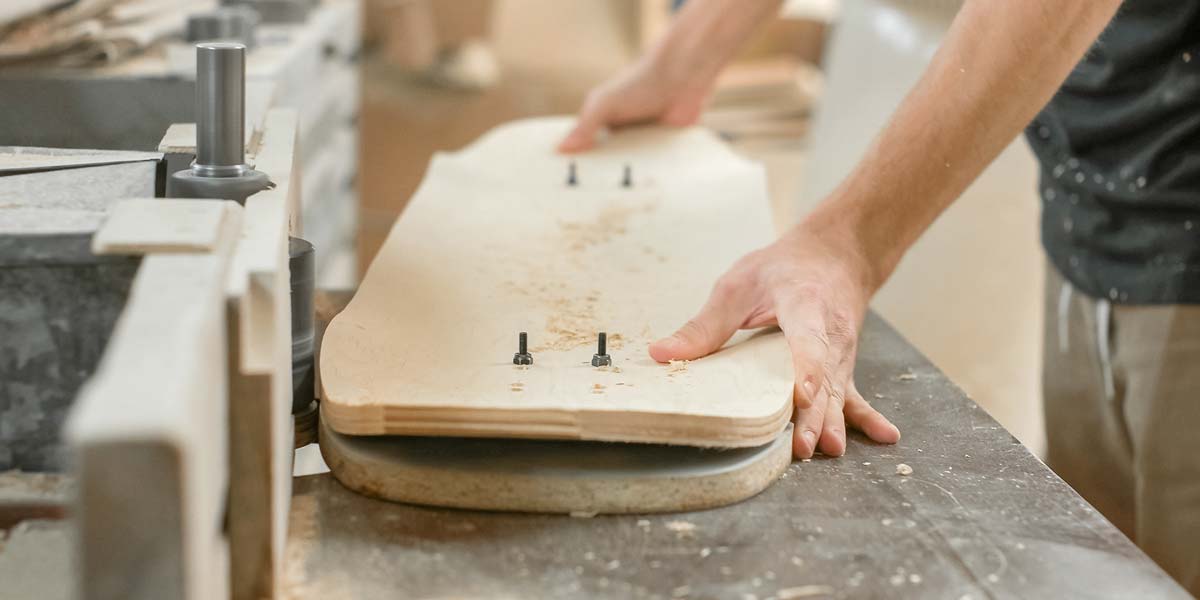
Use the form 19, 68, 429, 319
621, 164, 632, 188
591, 332, 611, 367
567, 161, 578, 187
513, 332, 533, 365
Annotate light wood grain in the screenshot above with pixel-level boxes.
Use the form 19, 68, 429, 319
91, 198, 241, 254
219, 109, 298, 600
65, 202, 242, 600
321, 117, 793, 447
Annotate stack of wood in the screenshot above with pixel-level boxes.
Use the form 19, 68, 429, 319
702, 56, 824, 142
0, 0, 213, 67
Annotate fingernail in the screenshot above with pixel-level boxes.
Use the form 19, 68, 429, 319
802, 430, 816, 448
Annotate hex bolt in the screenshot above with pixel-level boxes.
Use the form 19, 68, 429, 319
513, 331, 533, 365
621, 164, 632, 188
591, 332, 612, 367
567, 161, 578, 187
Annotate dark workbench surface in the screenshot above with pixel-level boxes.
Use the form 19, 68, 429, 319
285, 310, 1190, 599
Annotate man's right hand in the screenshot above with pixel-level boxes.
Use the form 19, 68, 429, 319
557, 54, 710, 153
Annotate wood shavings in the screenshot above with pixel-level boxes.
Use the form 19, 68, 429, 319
897, 371, 917, 381
667, 359, 690, 375
559, 201, 656, 252
665, 520, 697, 538
510, 382, 524, 393
591, 384, 606, 394
896, 463, 913, 476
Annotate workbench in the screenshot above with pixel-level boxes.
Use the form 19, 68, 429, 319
283, 300, 1191, 599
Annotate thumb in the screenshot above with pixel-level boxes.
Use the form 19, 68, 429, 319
557, 97, 608, 153
649, 291, 747, 363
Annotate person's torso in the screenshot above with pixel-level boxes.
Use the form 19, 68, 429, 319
1027, 0, 1200, 303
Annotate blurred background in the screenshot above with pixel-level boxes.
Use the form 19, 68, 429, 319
357, 0, 1044, 452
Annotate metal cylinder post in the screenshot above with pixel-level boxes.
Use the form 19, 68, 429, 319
186, 8, 258, 48
289, 237, 316, 415
195, 42, 247, 177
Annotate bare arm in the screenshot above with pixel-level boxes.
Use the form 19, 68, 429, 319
818, 0, 1123, 291
565, 0, 1124, 458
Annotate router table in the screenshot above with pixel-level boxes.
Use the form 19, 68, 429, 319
282, 293, 1191, 599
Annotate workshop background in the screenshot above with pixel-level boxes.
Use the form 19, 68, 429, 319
357, 0, 1044, 452
8, 0, 1196, 598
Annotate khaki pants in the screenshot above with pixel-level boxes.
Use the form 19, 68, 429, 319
1044, 265, 1200, 594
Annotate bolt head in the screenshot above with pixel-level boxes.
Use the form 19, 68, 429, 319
591, 354, 611, 367
513, 353, 533, 366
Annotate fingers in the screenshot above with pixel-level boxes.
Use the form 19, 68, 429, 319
648, 283, 748, 362
818, 391, 847, 457
791, 384, 828, 459
780, 307, 830, 410
557, 94, 608, 153
844, 382, 901, 444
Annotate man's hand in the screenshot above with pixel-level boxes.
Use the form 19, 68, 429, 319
648, 221, 900, 458
557, 56, 708, 153
558, 0, 783, 153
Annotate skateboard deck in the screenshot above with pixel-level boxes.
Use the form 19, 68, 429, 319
320, 117, 793, 447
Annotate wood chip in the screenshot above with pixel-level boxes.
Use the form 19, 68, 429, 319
896, 463, 913, 476
777, 585, 835, 598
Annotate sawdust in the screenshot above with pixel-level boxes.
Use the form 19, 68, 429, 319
665, 520, 698, 538
777, 585, 835, 598
667, 359, 690, 376
897, 371, 917, 381
504, 200, 658, 353
592, 384, 606, 394
0, 470, 71, 500
559, 201, 656, 252
510, 382, 525, 393
281, 494, 320, 600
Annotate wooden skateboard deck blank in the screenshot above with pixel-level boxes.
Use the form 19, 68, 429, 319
320, 117, 793, 447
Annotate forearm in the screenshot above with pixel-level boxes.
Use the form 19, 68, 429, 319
805, 0, 1122, 292
650, 0, 783, 92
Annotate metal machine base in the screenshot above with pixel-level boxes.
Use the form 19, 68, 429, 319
167, 167, 272, 204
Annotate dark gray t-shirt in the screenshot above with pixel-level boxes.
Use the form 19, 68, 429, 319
1026, 0, 1200, 303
